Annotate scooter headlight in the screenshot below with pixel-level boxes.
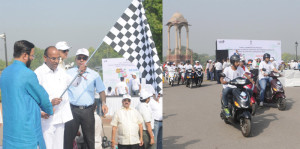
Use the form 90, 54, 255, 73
273, 88, 277, 92
234, 101, 240, 108
236, 79, 246, 84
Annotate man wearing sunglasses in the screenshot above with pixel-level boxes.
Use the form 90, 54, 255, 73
64, 48, 108, 149
111, 94, 144, 149
55, 41, 71, 70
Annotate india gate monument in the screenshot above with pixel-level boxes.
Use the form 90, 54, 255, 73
166, 12, 193, 64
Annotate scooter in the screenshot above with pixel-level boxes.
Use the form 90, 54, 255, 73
195, 68, 203, 87
220, 74, 253, 137
178, 68, 185, 85
168, 70, 178, 86
255, 69, 286, 110
185, 69, 194, 88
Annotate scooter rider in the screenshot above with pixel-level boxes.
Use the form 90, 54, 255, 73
184, 60, 193, 80
220, 55, 255, 117
194, 61, 203, 70
258, 53, 279, 107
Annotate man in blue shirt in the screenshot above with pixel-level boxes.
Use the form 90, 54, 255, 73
64, 48, 108, 149
0, 40, 53, 149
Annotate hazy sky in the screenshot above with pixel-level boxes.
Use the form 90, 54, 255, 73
163, 0, 300, 56
0, 0, 133, 60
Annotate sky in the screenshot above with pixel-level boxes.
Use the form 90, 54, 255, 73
163, 0, 300, 56
0, 0, 133, 61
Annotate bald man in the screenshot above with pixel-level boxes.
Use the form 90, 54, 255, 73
34, 46, 83, 149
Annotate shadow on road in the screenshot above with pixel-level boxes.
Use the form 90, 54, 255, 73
251, 113, 279, 137
163, 113, 177, 120
285, 98, 295, 111
163, 136, 200, 149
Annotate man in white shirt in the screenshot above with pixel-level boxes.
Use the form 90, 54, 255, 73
270, 57, 278, 70
130, 73, 141, 96
194, 61, 203, 70
220, 55, 254, 117
115, 77, 128, 96
55, 41, 71, 70
252, 57, 258, 69
35, 46, 83, 149
111, 95, 144, 149
258, 53, 279, 106
214, 60, 223, 84
206, 60, 212, 80
136, 89, 155, 149
149, 94, 162, 149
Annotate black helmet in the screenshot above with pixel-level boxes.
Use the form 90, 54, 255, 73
230, 55, 240, 65
263, 53, 270, 60
186, 60, 190, 64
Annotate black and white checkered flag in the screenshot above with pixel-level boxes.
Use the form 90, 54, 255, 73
104, 0, 162, 94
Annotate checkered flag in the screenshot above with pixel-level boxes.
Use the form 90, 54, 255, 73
103, 0, 162, 94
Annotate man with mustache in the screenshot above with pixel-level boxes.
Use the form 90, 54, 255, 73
111, 94, 144, 149
34, 46, 83, 149
0, 40, 53, 149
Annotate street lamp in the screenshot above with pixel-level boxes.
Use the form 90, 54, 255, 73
0, 33, 8, 67
296, 41, 298, 61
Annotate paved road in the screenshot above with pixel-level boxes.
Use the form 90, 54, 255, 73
163, 80, 300, 149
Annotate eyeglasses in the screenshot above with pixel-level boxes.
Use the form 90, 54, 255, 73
77, 56, 88, 61
62, 50, 69, 53
47, 56, 60, 61
123, 99, 131, 102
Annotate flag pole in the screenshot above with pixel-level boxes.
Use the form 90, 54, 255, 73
59, 40, 104, 98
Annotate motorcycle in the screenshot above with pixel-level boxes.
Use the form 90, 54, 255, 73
185, 69, 194, 88
195, 68, 203, 87
255, 69, 286, 110
220, 74, 253, 137
168, 70, 178, 86
178, 68, 186, 85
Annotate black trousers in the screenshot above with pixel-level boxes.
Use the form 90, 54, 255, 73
118, 144, 140, 149
64, 105, 95, 149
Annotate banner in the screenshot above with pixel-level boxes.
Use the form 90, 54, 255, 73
217, 39, 281, 61
102, 58, 140, 94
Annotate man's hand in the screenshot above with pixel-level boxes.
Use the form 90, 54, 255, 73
51, 98, 62, 106
150, 136, 155, 145
79, 65, 87, 75
102, 104, 108, 116
111, 140, 116, 148
41, 111, 50, 119
139, 138, 144, 146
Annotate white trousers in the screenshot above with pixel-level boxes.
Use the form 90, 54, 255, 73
42, 123, 65, 149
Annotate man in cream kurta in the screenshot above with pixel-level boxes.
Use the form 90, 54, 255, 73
35, 46, 81, 149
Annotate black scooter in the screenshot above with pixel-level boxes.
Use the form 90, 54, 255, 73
220, 74, 253, 137
195, 68, 203, 87
185, 69, 194, 88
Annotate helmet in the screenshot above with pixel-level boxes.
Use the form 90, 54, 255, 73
230, 55, 240, 65
186, 60, 190, 64
263, 53, 270, 60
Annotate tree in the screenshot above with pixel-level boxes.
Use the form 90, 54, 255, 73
143, 0, 162, 61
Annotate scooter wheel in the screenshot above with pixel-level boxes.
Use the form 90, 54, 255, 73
240, 118, 251, 137
277, 98, 286, 111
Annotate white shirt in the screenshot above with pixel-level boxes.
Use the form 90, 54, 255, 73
259, 61, 275, 80
111, 107, 143, 145
194, 64, 203, 70
106, 89, 115, 96
136, 102, 154, 130
131, 78, 140, 91
215, 62, 223, 71
35, 63, 75, 125
222, 66, 245, 88
252, 60, 258, 69
115, 81, 128, 95
184, 64, 193, 70
206, 63, 210, 70
149, 98, 163, 121
271, 61, 278, 70
95, 112, 102, 149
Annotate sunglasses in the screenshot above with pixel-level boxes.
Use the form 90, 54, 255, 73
77, 56, 88, 61
123, 98, 131, 102
62, 50, 69, 53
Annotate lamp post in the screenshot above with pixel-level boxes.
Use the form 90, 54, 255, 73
296, 41, 298, 61
0, 33, 8, 67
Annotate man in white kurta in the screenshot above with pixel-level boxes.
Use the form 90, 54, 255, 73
35, 46, 81, 149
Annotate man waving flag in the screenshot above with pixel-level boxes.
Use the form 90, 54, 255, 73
103, 0, 162, 94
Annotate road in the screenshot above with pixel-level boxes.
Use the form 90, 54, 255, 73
163, 80, 300, 149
